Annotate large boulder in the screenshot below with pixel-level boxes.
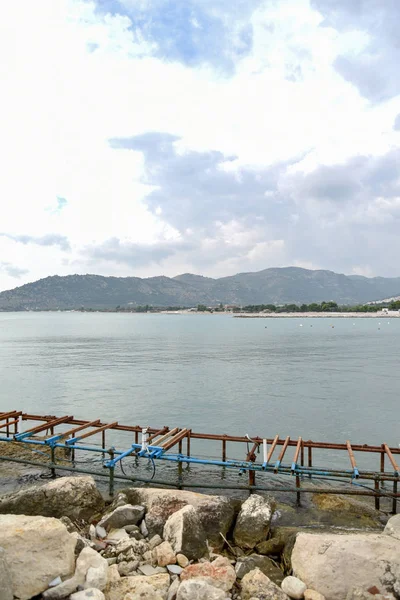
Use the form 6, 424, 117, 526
180, 556, 236, 592
233, 494, 274, 549
163, 505, 208, 560
291, 533, 400, 600
235, 554, 284, 586
0, 514, 76, 600
0, 476, 104, 521
383, 514, 400, 541
122, 488, 237, 549
104, 573, 170, 600
240, 568, 289, 600
43, 547, 108, 599
0, 547, 13, 600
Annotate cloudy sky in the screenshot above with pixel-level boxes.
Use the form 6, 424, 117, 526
1, 0, 400, 291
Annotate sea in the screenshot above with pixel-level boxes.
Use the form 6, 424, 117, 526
0, 311, 399, 491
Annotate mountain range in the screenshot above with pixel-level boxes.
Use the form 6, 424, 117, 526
1, 267, 400, 310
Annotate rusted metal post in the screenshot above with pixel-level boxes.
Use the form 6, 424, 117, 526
6, 419, 9, 437
249, 469, 256, 487
308, 445, 312, 478
178, 440, 183, 454
374, 479, 380, 511
222, 438, 226, 462
14, 418, 18, 434
108, 448, 115, 497
102, 430, 106, 455
135, 430, 139, 445
393, 480, 398, 515
381, 444, 385, 488
300, 440, 304, 467
187, 430, 191, 457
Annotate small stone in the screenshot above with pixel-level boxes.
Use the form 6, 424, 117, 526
167, 565, 183, 575
177, 580, 227, 600
140, 520, 149, 537
89, 524, 96, 541
118, 561, 138, 577
71, 589, 105, 600
304, 591, 326, 600
155, 541, 176, 567
106, 558, 117, 565
241, 568, 288, 600
180, 556, 236, 592
138, 564, 159, 576
96, 526, 107, 539
106, 528, 130, 544
48, 577, 62, 587
124, 524, 141, 534
149, 535, 163, 550
281, 576, 307, 599
176, 554, 189, 568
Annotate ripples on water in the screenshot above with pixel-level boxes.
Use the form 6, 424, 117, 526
0, 312, 399, 482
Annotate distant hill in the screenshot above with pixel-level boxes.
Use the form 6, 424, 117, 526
1, 267, 400, 310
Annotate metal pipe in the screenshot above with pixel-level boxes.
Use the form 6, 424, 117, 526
0, 453, 399, 498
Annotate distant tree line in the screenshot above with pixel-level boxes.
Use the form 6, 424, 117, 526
240, 301, 387, 313
72, 300, 399, 313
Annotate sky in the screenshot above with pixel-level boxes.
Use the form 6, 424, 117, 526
1, 0, 400, 292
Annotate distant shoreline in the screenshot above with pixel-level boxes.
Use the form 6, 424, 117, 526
232, 311, 399, 318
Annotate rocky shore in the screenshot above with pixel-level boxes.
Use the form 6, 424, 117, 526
0, 476, 399, 600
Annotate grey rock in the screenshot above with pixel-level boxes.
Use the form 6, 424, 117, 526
70, 589, 105, 600
118, 560, 139, 576
235, 555, 284, 586
99, 504, 145, 530
106, 558, 117, 565
96, 525, 107, 539
0, 476, 104, 521
176, 580, 227, 600
167, 565, 183, 575
140, 519, 149, 537
164, 505, 207, 561
149, 534, 164, 550
138, 564, 159, 576
233, 495, 274, 550
0, 547, 13, 600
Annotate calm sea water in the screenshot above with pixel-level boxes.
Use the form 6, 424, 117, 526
0, 312, 399, 483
